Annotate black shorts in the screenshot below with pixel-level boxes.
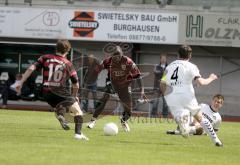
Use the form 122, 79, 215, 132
43, 92, 76, 108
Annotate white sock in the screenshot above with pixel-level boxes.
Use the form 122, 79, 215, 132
200, 118, 220, 143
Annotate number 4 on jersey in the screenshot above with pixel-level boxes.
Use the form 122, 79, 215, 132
171, 67, 179, 81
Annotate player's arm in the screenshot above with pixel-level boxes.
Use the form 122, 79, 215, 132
16, 56, 44, 94
136, 76, 149, 102
72, 82, 79, 97
69, 64, 80, 99
16, 64, 36, 94
160, 71, 167, 95
136, 76, 144, 94
195, 73, 218, 86
129, 63, 149, 102
128, 63, 143, 91
94, 58, 108, 74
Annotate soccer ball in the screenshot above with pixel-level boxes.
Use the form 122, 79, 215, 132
103, 122, 118, 136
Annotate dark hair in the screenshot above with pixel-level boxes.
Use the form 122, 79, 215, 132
178, 45, 192, 59
213, 94, 224, 101
56, 39, 71, 55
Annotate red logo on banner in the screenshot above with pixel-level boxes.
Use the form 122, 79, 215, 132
69, 11, 99, 38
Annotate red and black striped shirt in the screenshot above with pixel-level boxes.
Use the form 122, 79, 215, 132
34, 54, 78, 96
97, 56, 141, 88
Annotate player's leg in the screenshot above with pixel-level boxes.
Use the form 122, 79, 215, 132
194, 112, 222, 146
188, 117, 204, 135
81, 87, 89, 112
189, 98, 223, 146
175, 109, 190, 138
90, 83, 98, 110
120, 103, 131, 132
166, 122, 203, 135
117, 87, 132, 132
87, 92, 110, 129
68, 99, 89, 140
87, 84, 112, 129
165, 94, 190, 137
54, 105, 70, 130
44, 92, 70, 130
189, 126, 204, 135
166, 125, 181, 135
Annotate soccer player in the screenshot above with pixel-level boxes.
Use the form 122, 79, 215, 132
87, 45, 147, 132
16, 39, 88, 140
81, 54, 100, 112
161, 45, 223, 147
166, 94, 224, 135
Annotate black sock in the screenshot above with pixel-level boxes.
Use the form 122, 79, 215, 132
121, 111, 131, 122
74, 115, 83, 134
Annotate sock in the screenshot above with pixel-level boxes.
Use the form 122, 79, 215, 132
200, 118, 220, 143
121, 111, 131, 122
93, 94, 109, 118
56, 107, 65, 116
74, 115, 83, 135
175, 112, 190, 135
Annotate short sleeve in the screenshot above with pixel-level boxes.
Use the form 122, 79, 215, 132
33, 56, 44, 70
191, 64, 201, 80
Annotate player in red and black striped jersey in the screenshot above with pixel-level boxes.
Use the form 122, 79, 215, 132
16, 39, 88, 140
87, 45, 148, 132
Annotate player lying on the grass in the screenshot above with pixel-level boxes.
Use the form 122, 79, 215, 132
161, 45, 223, 147
87, 45, 148, 132
166, 94, 224, 135
15, 39, 88, 140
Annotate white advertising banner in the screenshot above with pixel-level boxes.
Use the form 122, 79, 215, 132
0, 7, 179, 44
179, 13, 240, 47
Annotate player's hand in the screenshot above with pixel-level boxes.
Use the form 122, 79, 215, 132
142, 93, 149, 103
209, 73, 218, 81
137, 92, 148, 104
15, 83, 22, 95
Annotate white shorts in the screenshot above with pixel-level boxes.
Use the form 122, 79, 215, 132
165, 93, 201, 118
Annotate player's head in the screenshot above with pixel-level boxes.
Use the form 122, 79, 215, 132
112, 45, 123, 63
88, 54, 95, 64
160, 54, 167, 64
56, 39, 71, 56
211, 94, 224, 111
178, 45, 192, 60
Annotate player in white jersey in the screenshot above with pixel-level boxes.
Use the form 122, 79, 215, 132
167, 94, 224, 135
161, 45, 223, 147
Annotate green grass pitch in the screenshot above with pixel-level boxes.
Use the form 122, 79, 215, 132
0, 110, 239, 165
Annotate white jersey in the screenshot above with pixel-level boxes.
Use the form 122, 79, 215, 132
200, 103, 222, 131
164, 60, 201, 95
